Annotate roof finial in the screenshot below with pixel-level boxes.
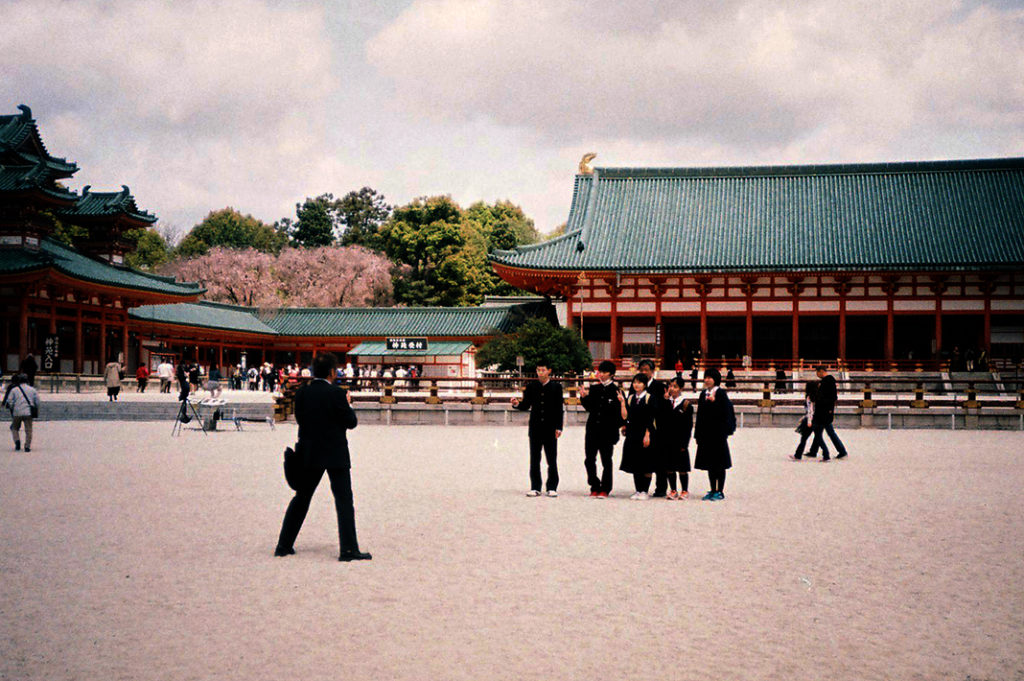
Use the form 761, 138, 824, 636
17, 104, 32, 120
578, 152, 597, 175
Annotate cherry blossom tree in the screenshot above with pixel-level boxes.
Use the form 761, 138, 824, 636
161, 245, 395, 307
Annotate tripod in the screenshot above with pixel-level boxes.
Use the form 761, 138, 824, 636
171, 397, 208, 436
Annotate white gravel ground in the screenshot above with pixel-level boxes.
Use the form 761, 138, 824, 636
1, 422, 1022, 681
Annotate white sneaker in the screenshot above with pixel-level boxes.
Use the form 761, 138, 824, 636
525, 490, 541, 497
546, 490, 558, 497
629, 492, 640, 500
637, 492, 649, 500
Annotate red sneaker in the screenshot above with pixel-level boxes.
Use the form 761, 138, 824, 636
597, 492, 609, 498
590, 490, 599, 497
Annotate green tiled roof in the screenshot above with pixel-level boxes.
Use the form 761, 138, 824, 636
258, 301, 552, 337
491, 157, 1024, 273
348, 341, 472, 356
0, 105, 78, 176
0, 238, 203, 297
126, 300, 554, 339
130, 301, 277, 334
64, 185, 157, 223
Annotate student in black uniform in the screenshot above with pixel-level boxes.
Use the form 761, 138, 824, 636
808, 365, 848, 462
620, 373, 655, 500
635, 359, 670, 497
511, 359, 564, 497
694, 367, 736, 501
658, 376, 694, 499
579, 360, 625, 498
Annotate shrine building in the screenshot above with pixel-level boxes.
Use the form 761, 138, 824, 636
1, 104, 553, 377
490, 157, 1024, 369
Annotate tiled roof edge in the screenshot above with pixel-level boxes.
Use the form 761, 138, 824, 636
594, 157, 1024, 180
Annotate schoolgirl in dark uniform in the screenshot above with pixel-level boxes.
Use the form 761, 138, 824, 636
694, 367, 736, 501
619, 373, 654, 500
658, 376, 694, 499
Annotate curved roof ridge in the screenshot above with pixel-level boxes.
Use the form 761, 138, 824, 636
594, 157, 1024, 180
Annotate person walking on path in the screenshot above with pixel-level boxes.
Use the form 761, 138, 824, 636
658, 376, 694, 499
580, 360, 625, 498
808, 365, 848, 462
620, 373, 655, 500
104, 358, 123, 402
157, 359, 173, 393
789, 381, 827, 461
275, 353, 370, 562
4, 373, 39, 452
694, 368, 736, 501
136, 364, 150, 393
511, 360, 564, 497
19, 355, 38, 387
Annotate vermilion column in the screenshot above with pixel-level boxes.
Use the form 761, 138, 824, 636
791, 301, 799, 361
699, 298, 708, 359
99, 321, 107, 367
745, 302, 753, 359
610, 297, 621, 362
18, 294, 28, 360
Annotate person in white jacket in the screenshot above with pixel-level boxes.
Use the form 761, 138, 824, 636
4, 373, 39, 452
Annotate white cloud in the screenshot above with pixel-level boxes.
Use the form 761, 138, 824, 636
367, 0, 1024, 151
0, 0, 339, 227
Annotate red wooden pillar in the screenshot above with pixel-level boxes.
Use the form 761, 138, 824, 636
699, 298, 708, 359
218, 344, 224, 369
75, 310, 83, 373
983, 297, 992, 352
885, 307, 895, 362
934, 309, 942, 358
791, 302, 799, 361
99, 320, 107, 367
49, 304, 57, 335
745, 302, 753, 360
18, 294, 29, 360
121, 317, 129, 365
610, 297, 621, 362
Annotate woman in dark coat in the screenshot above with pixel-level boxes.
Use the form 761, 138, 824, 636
694, 367, 736, 501
619, 373, 654, 500
658, 376, 694, 499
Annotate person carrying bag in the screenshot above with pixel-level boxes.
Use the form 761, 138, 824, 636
4, 373, 39, 452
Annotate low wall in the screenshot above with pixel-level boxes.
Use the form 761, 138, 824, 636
351, 403, 1024, 431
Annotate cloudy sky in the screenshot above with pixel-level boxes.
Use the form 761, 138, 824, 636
3, 0, 1023, 238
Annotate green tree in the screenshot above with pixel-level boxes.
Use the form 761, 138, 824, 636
464, 200, 541, 296
123, 228, 170, 271
376, 196, 489, 306
291, 194, 337, 247
464, 200, 540, 252
476, 317, 592, 374
337, 187, 391, 247
176, 208, 287, 257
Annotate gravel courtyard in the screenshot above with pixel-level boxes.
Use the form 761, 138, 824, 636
1, 423, 1022, 681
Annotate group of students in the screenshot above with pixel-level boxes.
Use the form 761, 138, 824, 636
512, 358, 736, 501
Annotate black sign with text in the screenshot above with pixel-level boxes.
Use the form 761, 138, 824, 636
386, 337, 428, 351
43, 334, 59, 371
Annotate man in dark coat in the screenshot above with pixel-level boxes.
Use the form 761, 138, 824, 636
275, 353, 370, 561
635, 359, 671, 497
580, 360, 625, 497
176, 361, 190, 402
19, 354, 37, 387
808, 364, 848, 461
511, 359, 564, 497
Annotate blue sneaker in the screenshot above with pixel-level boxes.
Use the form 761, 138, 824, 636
713, 491, 725, 500
702, 492, 716, 501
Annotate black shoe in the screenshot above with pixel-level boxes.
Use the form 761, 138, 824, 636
273, 546, 295, 557
650, 492, 667, 498
836, 453, 848, 459
14, 442, 20, 451
23, 446, 30, 453
338, 549, 372, 562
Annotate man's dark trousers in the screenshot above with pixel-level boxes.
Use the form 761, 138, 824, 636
808, 423, 847, 460
278, 464, 358, 552
584, 433, 614, 493
529, 429, 559, 492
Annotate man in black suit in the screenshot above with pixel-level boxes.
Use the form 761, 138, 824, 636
635, 359, 671, 497
511, 359, 564, 497
580, 360, 624, 497
275, 353, 371, 561
808, 364, 848, 462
